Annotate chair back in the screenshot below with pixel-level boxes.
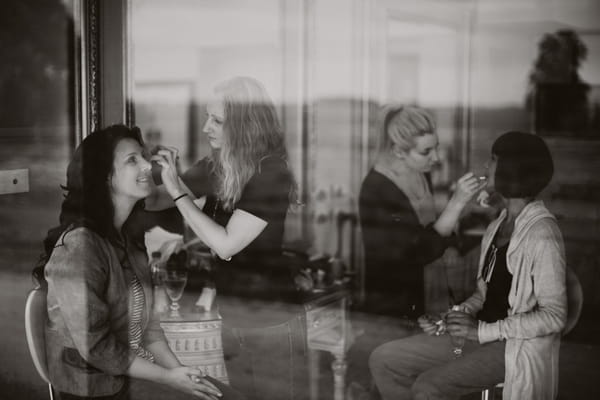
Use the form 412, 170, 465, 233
563, 267, 584, 336
25, 286, 51, 384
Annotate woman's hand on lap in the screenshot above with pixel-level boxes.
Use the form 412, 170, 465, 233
163, 366, 222, 399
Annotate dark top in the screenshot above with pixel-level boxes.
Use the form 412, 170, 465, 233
127, 206, 184, 244
183, 157, 291, 270
477, 241, 511, 323
359, 169, 452, 317
184, 157, 296, 324
181, 157, 218, 199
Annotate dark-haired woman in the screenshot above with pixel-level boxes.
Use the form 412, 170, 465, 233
370, 131, 567, 400
39, 125, 244, 400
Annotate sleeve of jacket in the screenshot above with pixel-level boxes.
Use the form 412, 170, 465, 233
460, 276, 487, 317
143, 315, 166, 347
479, 219, 567, 343
142, 284, 167, 347
46, 229, 137, 375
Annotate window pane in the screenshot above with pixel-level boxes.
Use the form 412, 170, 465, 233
131, 0, 285, 167
0, 0, 76, 397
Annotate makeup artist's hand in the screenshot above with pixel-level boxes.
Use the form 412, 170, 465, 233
450, 172, 485, 207
152, 146, 183, 199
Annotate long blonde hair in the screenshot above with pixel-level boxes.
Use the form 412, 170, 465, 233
213, 76, 289, 210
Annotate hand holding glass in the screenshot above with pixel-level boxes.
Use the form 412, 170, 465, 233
471, 168, 490, 206
165, 270, 188, 318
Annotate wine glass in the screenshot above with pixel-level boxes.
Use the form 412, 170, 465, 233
450, 333, 466, 358
164, 270, 188, 318
448, 305, 465, 358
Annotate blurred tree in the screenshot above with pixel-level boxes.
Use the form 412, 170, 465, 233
0, 0, 72, 130
525, 29, 592, 137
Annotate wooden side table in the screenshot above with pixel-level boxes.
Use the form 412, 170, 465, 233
304, 287, 354, 400
158, 287, 353, 398
160, 310, 229, 383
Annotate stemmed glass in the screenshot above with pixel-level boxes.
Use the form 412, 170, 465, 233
450, 332, 466, 358
164, 270, 188, 318
472, 167, 490, 207
448, 305, 465, 357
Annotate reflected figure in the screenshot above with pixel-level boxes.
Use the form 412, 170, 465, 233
370, 131, 566, 400
526, 29, 595, 137
36, 125, 242, 400
152, 76, 307, 400
359, 105, 481, 318
350, 106, 482, 398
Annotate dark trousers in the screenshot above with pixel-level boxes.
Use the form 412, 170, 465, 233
222, 313, 309, 400
346, 314, 418, 398
370, 333, 505, 400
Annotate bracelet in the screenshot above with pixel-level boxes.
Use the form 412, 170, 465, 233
172, 193, 188, 203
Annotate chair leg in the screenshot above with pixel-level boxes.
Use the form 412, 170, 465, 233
481, 387, 499, 400
481, 388, 490, 400
48, 383, 55, 400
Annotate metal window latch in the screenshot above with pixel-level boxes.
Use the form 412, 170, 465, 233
0, 169, 29, 195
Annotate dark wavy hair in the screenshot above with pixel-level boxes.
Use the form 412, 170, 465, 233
33, 125, 145, 283
492, 131, 554, 198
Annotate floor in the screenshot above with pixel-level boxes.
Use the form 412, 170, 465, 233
2, 268, 599, 400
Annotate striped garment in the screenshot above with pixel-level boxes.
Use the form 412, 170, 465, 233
128, 273, 155, 362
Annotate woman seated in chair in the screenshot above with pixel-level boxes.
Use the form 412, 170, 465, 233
369, 131, 567, 400
35, 125, 244, 400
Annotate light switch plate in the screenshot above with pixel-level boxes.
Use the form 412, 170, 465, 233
0, 169, 29, 195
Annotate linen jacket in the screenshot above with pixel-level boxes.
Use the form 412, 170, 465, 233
461, 200, 567, 400
45, 227, 166, 397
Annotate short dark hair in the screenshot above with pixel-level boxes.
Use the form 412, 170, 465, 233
492, 131, 554, 198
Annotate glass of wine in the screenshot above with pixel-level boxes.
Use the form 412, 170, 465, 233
164, 269, 188, 318
448, 305, 465, 358
450, 332, 466, 358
